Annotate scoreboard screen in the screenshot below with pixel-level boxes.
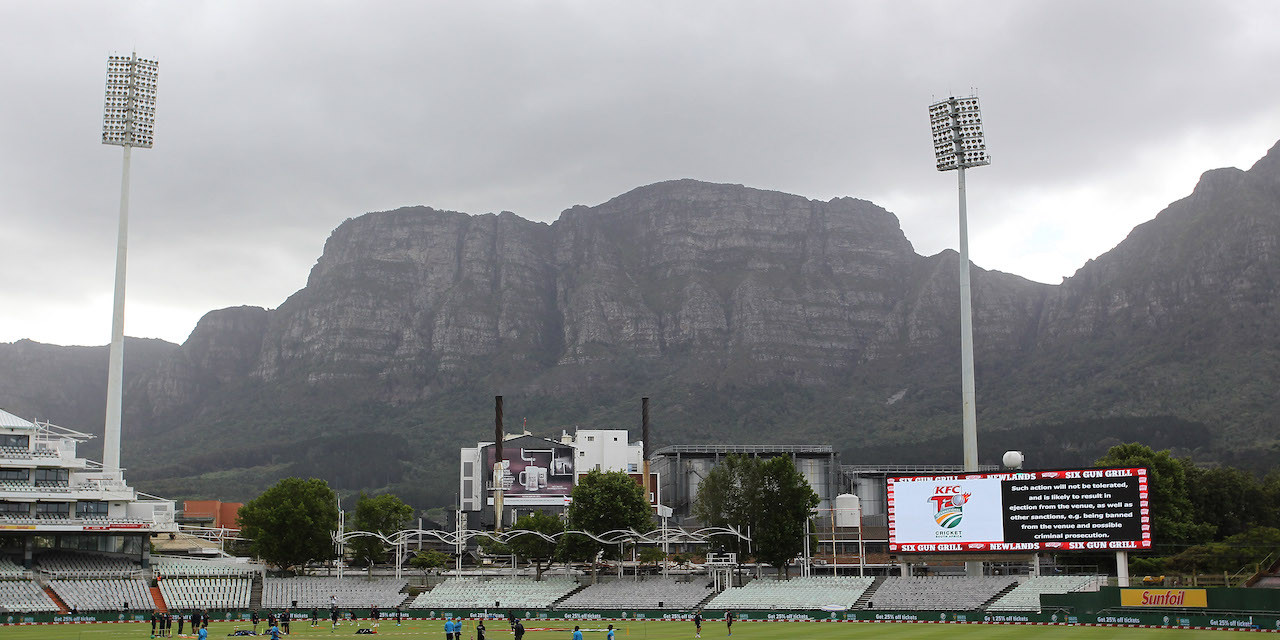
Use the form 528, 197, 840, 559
887, 467, 1151, 553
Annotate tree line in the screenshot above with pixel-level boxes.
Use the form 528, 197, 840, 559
234, 457, 821, 579
1096, 442, 1280, 576
237, 445, 1277, 581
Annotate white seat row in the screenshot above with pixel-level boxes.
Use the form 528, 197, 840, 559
157, 577, 251, 609
0, 556, 30, 578
411, 577, 577, 609
560, 579, 712, 609
0, 482, 70, 491
50, 578, 155, 611
0, 579, 59, 612
0, 446, 57, 459
36, 551, 141, 578
153, 557, 257, 577
866, 576, 1017, 611
707, 576, 874, 610
987, 575, 1097, 612
262, 577, 407, 608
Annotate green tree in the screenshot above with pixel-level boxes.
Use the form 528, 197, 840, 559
637, 546, 666, 572
692, 454, 760, 556
753, 456, 820, 578
1095, 443, 1214, 553
1167, 527, 1280, 576
508, 511, 565, 581
692, 454, 818, 577
238, 477, 339, 573
349, 492, 415, 575
410, 549, 450, 581
1185, 465, 1270, 540
565, 470, 653, 581
553, 528, 598, 570
478, 536, 512, 557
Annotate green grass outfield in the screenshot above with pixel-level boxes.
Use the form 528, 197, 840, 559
0, 618, 1252, 640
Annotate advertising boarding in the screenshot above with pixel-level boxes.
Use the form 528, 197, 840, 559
483, 435, 575, 504
888, 467, 1150, 553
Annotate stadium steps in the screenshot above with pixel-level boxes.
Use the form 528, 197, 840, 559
551, 583, 589, 608
151, 586, 169, 613
978, 581, 1020, 611
853, 576, 884, 609
1244, 557, 1280, 587
250, 573, 264, 609
42, 585, 70, 614
693, 588, 719, 611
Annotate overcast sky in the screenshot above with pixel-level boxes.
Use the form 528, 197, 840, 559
4, 1, 1280, 346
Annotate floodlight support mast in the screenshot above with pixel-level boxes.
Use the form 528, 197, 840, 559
957, 165, 978, 473
103, 143, 131, 473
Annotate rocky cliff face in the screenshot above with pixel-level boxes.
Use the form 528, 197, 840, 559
165, 180, 1050, 396
120, 179, 1054, 439
253, 209, 558, 395
0, 337, 176, 461
8, 142, 1280, 505
1018, 141, 1280, 442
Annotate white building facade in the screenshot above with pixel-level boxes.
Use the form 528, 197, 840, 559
458, 428, 648, 528
0, 409, 175, 568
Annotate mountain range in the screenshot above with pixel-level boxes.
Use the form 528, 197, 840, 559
3, 140, 1279, 507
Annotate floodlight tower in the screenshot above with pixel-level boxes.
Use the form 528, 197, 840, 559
101, 52, 158, 474
930, 96, 989, 578
929, 95, 990, 474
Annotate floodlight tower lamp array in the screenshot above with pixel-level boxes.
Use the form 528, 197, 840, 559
929, 96, 990, 171
102, 54, 158, 148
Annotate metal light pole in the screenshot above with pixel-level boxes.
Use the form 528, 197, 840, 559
929, 94, 990, 577
929, 95, 990, 471
856, 495, 865, 578
336, 497, 345, 578
101, 52, 158, 474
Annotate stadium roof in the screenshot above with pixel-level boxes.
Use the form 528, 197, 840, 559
652, 444, 834, 456
841, 464, 1001, 474
0, 408, 35, 429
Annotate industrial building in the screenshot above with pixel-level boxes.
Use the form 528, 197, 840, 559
457, 428, 649, 528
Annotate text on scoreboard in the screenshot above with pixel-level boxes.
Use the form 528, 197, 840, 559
887, 467, 1150, 553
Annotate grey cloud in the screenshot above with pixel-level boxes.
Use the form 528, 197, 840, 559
2, 0, 1279, 344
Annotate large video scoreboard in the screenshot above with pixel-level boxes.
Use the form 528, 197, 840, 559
887, 467, 1151, 553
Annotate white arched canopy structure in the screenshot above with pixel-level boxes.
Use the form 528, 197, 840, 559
332, 526, 750, 579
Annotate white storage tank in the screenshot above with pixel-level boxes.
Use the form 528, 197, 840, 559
834, 493, 861, 528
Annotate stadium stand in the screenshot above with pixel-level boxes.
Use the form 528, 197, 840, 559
705, 576, 875, 610
409, 577, 577, 609
153, 557, 257, 577
986, 575, 1097, 612
261, 577, 407, 608
558, 578, 713, 609
158, 577, 252, 610
864, 576, 1016, 611
0, 556, 30, 578
50, 578, 155, 612
35, 551, 142, 578
0, 579, 60, 613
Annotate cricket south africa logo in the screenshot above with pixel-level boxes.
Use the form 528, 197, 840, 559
928, 486, 971, 528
